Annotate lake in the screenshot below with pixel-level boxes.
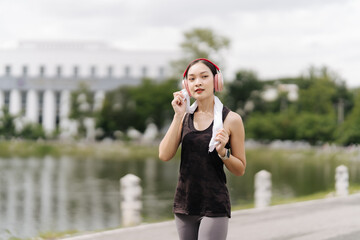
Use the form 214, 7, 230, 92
0, 146, 359, 239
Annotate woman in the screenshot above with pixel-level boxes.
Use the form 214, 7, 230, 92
159, 58, 246, 240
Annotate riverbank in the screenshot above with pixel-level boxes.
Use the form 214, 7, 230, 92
0, 139, 161, 160
1, 139, 358, 161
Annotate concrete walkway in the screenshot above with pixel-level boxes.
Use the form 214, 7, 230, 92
62, 193, 360, 240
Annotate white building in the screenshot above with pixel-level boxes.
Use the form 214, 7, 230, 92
262, 83, 299, 102
0, 41, 177, 134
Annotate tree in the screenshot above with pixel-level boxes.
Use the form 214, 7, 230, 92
224, 70, 263, 116
0, 107, 16, 139
96, 78, 179, 138
336, 89, 360, 145
294, 113, 336, 144
69, 82, 95, 137
296, 66, 346, 116
171, 28, 230, 76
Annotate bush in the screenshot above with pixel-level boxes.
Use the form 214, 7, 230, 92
245, 111, 336, 144
19, 123, 46, 140
294, 113, 337, 144
245, 111, 297, 141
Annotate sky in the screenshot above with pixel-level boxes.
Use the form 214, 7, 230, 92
0, 0, 359, 87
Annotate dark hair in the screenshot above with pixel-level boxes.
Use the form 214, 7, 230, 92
185, 59, 217, 79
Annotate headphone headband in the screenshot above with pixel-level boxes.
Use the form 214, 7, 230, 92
182, 58, 220, 79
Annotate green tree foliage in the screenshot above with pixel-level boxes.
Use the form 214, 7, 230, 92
297, 66, 341, 115
0, 108, 16, 139
224, 70, 263, 116
96, 78, 178, 138
294, 113, 337, 144
244, 66, 353, 145
171, 28, 230, 76
336, 90, 360, 145
245, 111, 297, 141
18, 123, 46, 140
69, 82, 95, 137
0, 107, 46, 140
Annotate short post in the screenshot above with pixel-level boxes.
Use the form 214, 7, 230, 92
335, 165, 349, 196
254, 170, 272, 209
120, 174, 142, 227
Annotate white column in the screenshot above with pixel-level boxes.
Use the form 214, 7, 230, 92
9, 89, 21, 115
43, 90, 56, 133
0, 90, 4, 111
59, 90, 74, 138
25, 90, 39, 123
94, 90, 105, 111
60, 90, 70, 121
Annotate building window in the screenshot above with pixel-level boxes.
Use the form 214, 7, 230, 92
90, 66, 96, 77
107, 66, 113, 78
142, 66, 147, 78
125, 66, 131, 78
39, 65, 45, 77
55, 91, 61, 128
56, 66, 62, 78
38, 91, 44, 124
22, 66, 28, 77
5, 65, 11, 76
21, 91, 27, 116
4, 91, 10, 109
73, 66, 79, 78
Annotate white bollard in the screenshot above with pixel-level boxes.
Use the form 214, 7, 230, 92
255, 170, 272, 209
120, 174, 142, 227
335, 165, 349, 196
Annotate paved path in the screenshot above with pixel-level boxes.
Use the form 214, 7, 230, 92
62, 193, 360, 240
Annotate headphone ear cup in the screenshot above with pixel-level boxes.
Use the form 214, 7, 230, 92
217, 72, 223, 92
182, 79, 192, 97
214, 74, 219, 92
214, 71, 223, 92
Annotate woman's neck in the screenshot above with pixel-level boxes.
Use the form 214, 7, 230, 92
196, 95, 215, 114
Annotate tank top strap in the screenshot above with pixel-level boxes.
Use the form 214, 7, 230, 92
222, 106, 231, 122
181, 113, 191, 142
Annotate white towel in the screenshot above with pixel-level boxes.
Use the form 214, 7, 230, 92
181, 89, 223, 152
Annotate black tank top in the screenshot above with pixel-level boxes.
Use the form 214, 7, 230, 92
173, 106, 231, 218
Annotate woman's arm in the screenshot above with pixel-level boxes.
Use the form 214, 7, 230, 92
158, 91, 187, 161
216, 111, 246, 176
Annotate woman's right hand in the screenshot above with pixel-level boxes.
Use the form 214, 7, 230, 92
171, 91, 186, 116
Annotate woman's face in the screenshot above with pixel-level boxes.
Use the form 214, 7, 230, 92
186, 62, 214, 100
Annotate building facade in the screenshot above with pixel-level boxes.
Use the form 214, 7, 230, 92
0, 41, 177, 135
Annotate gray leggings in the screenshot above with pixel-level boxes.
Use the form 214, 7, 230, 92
174, 213, 229, 240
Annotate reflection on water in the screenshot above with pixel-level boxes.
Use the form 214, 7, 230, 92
0, 157, 120, 239
0, 150, 359, 239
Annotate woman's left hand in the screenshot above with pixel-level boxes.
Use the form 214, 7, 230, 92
215, 128, 229, 156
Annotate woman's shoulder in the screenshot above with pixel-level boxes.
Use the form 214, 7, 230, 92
224, 109, 244, 127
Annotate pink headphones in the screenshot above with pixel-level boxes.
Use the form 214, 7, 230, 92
182, 58, 224, 97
